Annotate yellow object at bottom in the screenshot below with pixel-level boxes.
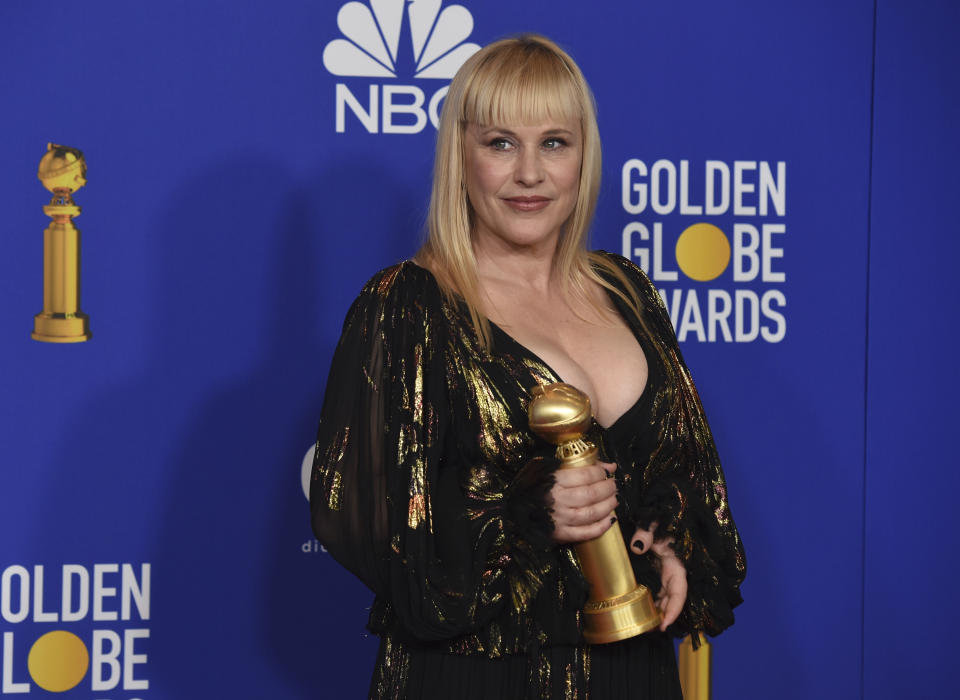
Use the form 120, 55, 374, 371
678, 634, 711, 700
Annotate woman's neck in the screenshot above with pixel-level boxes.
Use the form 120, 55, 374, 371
472, 235, 559, 295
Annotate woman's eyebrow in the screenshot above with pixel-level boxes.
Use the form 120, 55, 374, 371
477, 126, 576, 137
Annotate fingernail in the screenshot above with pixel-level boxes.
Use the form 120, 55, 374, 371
610, 517, 617, 524
604, 470, 614, 479
632, 539, 643, 551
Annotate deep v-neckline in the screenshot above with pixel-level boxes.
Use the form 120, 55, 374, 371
405, 258, 656, 433
487, 286, 653, 433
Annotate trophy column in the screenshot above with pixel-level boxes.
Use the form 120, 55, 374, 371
32, 143, 91, 343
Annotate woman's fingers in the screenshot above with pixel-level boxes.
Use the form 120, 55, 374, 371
555, 478, 617, 509
550, 490, 618, 541
564, 494, 619, 526
548, 461, 620, 544
630, 525, 654, 555
656, 556, 688, 631
658, 588, 684, 630
553, 462, 617, 505
553, 512, 617, 543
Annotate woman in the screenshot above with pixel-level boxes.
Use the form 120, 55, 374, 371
311, 35, 744, 699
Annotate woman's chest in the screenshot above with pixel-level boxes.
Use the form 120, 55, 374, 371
440, 305, 651, 471
487, 307, 650, 430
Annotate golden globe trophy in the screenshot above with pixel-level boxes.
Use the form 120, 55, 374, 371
528, 382, 661, 643
33, 143, 91, 343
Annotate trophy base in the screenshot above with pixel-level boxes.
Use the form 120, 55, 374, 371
32, 312, 91, 343
582, 584, 662, 645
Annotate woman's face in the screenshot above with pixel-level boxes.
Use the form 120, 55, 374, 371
463, 119, 582, 255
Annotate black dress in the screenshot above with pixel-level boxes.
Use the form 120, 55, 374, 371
310, 252, 745, 699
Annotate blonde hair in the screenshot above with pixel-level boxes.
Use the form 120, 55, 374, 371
417, 34, 640, 348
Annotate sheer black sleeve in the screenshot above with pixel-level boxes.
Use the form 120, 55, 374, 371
310, 264, 557, 643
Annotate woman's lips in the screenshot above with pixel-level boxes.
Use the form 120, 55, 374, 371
503, 196, 550, 212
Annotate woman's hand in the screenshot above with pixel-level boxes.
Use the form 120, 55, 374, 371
548, 461, 618, 544
630, 523, 688, 631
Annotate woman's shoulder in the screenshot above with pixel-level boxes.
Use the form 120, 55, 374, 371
590, 250, 650, 285
589, 250, 660, 298
346, 260, 445, 335
589, 250, 675, 329
358, 260, 441, 299
351, 260, 441, 309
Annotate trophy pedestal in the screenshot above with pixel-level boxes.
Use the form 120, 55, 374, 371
582, 584, 663, 644
32, 312, 91, 343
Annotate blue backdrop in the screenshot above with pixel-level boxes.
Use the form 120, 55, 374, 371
0, 1, 956, 698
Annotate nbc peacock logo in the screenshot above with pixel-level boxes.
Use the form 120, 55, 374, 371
323, 0, 482, 133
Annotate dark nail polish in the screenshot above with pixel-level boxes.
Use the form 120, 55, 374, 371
632, 539, 643, 551
610, 517, 617, 524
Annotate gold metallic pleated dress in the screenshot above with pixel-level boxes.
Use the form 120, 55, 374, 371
310, 252, 745, 699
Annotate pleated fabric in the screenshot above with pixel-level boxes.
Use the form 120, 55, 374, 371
370, 632, 682, 699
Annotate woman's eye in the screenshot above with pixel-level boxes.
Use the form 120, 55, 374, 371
543, 138, 566, 150
489, 138, 512, 151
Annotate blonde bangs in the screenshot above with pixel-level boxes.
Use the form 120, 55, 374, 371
460, 43, 583, 128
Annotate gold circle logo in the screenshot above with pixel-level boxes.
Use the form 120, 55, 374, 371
675, 223, 731, 281
28, 630, 89, 692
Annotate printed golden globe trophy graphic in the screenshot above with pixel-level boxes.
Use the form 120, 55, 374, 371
33, 143, 91, 342
527, 382, 661, 643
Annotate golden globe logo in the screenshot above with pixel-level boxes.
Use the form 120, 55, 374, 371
1, 563, 150, 697
323, 0, 481, 133
622, 159, 787, 343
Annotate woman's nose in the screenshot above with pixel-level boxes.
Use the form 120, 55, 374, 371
514, 149, 545, 186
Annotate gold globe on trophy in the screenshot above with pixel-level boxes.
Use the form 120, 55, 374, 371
528, 382, 661, 644
33, 143, 91, 342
